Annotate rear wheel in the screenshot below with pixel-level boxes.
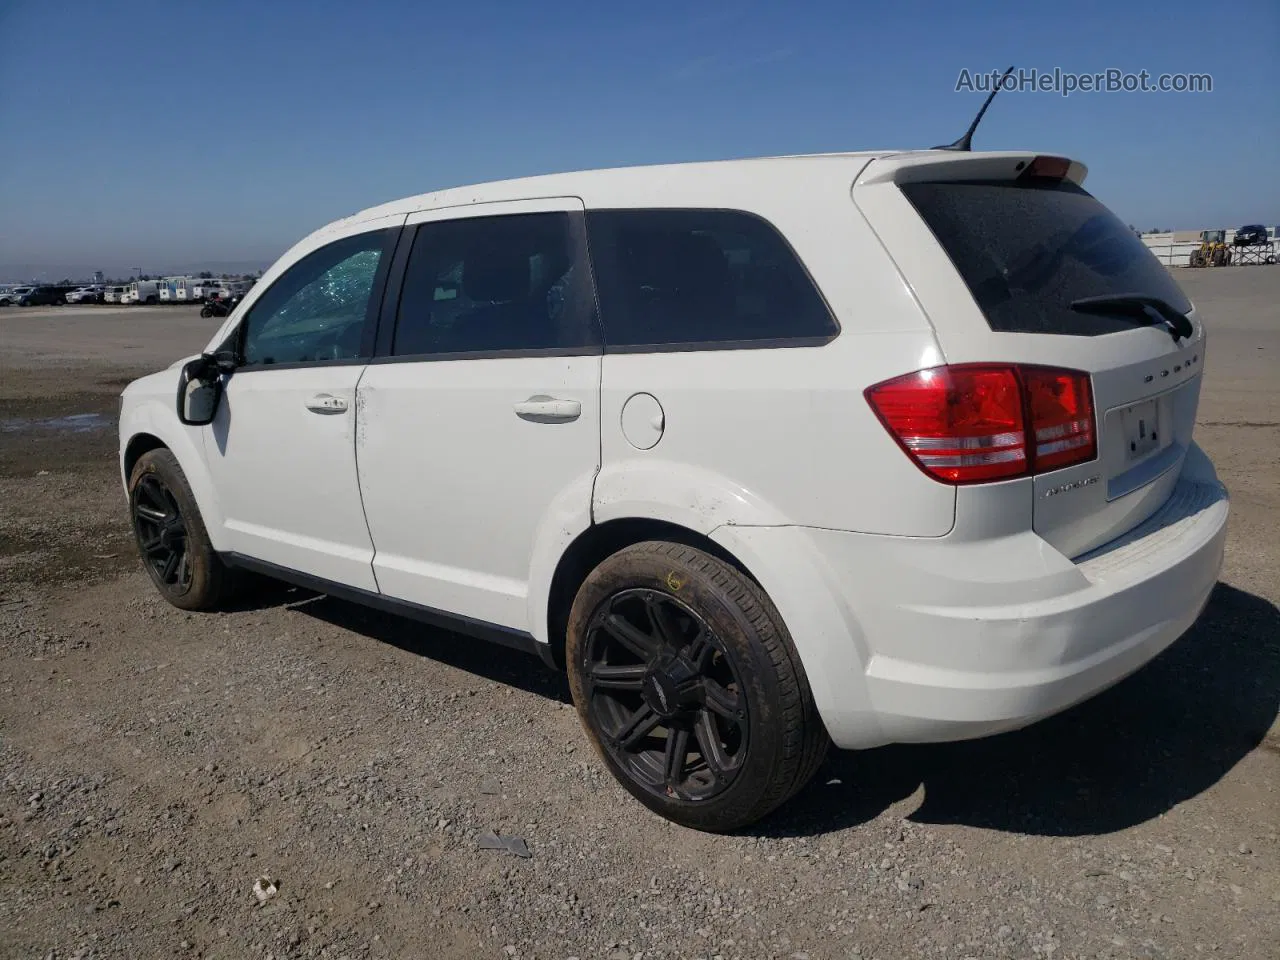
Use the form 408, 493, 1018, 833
566, 541, 828, 831
129, 448, 234, 610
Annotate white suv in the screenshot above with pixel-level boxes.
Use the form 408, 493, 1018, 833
118, 150, 1228, 831
66, 286, 102, 304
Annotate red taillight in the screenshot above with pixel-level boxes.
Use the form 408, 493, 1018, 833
866, 364, 1095, 484
1022, 367, 1096, 471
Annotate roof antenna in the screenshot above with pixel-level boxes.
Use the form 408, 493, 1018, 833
933, 65, 1015, 151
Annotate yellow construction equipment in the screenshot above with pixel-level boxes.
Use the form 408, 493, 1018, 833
1188, 229, 1232, 267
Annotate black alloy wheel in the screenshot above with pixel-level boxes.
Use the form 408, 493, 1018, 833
582, 588, 748, 802
132, 473, 192, 593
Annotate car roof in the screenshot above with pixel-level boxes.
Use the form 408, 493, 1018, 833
339, 150, 900, 227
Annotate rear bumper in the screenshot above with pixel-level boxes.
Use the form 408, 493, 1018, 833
863, 463, 1226, 744
714, 444, 1228, 750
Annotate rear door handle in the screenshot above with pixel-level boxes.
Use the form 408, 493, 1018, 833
305, 393, 348, 414
513, 395, 582, 423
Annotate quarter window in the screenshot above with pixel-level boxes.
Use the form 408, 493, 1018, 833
586, 209, 838, 349
392, 212, 598, 357
241, 230, 391, 366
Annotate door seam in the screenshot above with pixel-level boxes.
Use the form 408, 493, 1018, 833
352, 363, 382, 594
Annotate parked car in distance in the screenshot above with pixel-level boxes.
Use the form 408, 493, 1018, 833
103, 286, 129, 304
191, 279, 242, 300
199, 279, 251, 302
66, 286, 103, 304
1233, 224, 1270, 247
17, 284, 75, 306
0, 285, 34, 306
118, 150, 1228, 831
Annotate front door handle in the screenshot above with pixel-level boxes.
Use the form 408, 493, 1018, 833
513, 395, 582, 423
305, 393, 348, 414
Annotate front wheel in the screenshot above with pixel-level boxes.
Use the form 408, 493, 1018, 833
129, 448, 234, 610
566, 541, 828, 832
199, 305, 212, 318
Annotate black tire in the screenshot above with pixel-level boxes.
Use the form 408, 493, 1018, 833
128, 448, 233, 611
566, 541, 828, 832
199, 305, 212, 318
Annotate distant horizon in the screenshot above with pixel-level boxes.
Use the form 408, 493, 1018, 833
0, 259, 274, 285
3, 216, 1275, 286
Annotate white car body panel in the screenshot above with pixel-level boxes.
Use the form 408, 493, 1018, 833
357, 356, 601, 629
117, 149, 1228, 753
203, 363, 377, 589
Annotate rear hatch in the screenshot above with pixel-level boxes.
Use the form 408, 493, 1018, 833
854, 152, 1204, 558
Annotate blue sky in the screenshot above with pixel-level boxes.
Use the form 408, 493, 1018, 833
0, 0, 1276, 273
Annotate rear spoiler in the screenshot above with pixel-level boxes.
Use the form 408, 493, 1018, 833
855, 151, 1088, 188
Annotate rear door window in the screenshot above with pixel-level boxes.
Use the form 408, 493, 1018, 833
392, 212, 599, 356
901, 179, 1192, 336
586, 209, 837, 349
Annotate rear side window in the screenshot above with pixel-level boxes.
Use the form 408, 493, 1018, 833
392, 212, 599, 357
586, 209, 837, 349
902, 179, 1192, 336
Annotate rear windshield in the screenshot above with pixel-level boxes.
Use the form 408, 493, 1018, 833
902, 179, 1192, 336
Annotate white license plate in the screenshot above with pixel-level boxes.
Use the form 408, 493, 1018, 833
1121, 399, 1162, 461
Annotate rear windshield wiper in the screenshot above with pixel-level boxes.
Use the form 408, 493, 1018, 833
1069, 293, 1195, 343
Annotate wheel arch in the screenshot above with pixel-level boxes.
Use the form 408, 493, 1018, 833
123, 431, 168, 482
543, 517, 758, 671
120, 399, 227, 550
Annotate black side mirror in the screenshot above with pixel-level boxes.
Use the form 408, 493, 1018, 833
176, 353, 232, 425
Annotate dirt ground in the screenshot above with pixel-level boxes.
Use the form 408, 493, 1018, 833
0, 275, 1277, 960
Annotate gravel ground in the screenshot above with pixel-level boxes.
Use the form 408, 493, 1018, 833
1, 274, 1277, 960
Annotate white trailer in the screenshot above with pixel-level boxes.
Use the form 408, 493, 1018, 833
123, 281, 159, 304
157, 277, 188, 301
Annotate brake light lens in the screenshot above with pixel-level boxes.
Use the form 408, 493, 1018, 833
1018, 155, 1072, 181
866, 364, 1095, 484
1023, 367, 1096, 471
